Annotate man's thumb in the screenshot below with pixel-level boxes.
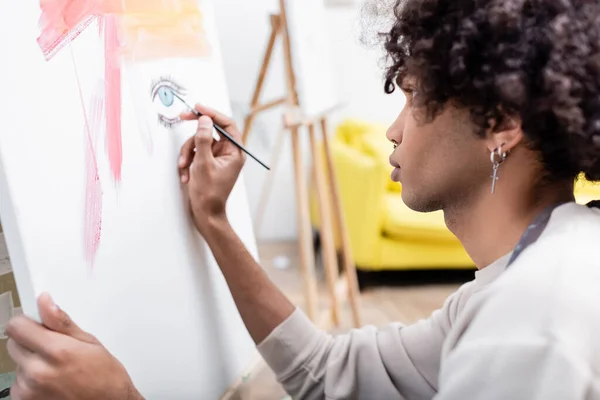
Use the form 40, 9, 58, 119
193, 116, 216, 157
37, 292, 98, 343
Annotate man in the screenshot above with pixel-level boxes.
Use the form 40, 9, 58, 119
5, 0, 600, 398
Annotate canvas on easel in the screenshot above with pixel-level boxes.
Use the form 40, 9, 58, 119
0, 0, 258, 398
242, 0, 361, 330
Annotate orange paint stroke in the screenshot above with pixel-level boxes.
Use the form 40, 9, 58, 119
118, 0, 211, 60
38, 0, 211, 62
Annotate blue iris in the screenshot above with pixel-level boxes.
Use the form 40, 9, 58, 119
157, 86, 175, 107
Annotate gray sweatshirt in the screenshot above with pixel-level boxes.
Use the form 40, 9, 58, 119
257, 201, 600, 399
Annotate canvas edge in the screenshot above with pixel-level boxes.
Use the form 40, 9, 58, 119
0, 157, 39, 323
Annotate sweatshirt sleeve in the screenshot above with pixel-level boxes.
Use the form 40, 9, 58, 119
256, 285, 469, 400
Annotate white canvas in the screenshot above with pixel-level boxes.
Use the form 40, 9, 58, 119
284, 0, 340, 117
0, 1, 258, 398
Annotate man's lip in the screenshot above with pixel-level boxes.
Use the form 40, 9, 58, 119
389, 156, 400, 168
391, 166, 401, 182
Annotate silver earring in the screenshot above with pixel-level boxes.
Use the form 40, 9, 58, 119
490, 145, 508, 194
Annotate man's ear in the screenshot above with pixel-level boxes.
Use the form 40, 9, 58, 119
485, 112, 524, 153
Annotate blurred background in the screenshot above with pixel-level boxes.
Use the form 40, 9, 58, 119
1, 0, 599, 398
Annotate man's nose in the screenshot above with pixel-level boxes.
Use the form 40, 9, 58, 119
386, 112, 405, 144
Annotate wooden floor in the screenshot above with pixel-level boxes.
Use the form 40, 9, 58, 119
227, 240, 474, 400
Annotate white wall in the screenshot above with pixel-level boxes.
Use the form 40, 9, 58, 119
214, 0, 405, 242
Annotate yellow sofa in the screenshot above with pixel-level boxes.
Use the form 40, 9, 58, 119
309, 119, 600, 272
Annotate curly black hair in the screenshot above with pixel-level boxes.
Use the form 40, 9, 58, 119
365, 0, 600, 182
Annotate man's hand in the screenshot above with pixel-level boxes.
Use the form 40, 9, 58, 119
5, 293, 142, 400
178, 104, 245, 234
178, 105, 296, 345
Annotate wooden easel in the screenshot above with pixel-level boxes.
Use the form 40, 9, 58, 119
242, 0, 361, 330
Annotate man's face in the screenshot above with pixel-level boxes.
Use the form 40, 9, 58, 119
387, 83, 492, 213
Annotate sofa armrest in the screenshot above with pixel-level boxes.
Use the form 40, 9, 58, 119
310, 139, 388, 265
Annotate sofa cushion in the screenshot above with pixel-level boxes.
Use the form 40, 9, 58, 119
382, 194, 458, 243
335, 119, 402, 193
387, 180, 402, 193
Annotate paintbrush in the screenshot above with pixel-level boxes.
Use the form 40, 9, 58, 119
172, 93, 270, 170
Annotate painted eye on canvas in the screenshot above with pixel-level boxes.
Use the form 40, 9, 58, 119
157, 86, 175, 107
150, 76, 187, 128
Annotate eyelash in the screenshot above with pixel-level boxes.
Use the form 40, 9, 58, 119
158, 116, 177, 128
150, 75, 186, 99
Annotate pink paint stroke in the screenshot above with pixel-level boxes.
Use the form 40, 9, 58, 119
36, 0, 121, 61
37, 2, 124, 184
104, 15, 123, 183
35, 2, 126, 265
70, 46, 104, 266
84, 102, 104, 265
38, 13, 97, 61
35, 2, 114, 265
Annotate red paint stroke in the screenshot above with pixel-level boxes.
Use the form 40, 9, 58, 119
71, 47, 103, 266
104, 15, 123, 183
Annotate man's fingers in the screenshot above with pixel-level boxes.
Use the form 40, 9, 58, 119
37, 292, 97, 344
5, 316, 53, 355
178, 104, 244, 157
10, 374, 33, 400
178, 136, 196, 184
193, 116, 216, 162
179, 111, 197, 121
7, 341, 48, 397
179, 136, 196, 169
180, 104, 237, 131
194, 104, 236, 131
7, 339, 33, 366
178, 116, 216, 183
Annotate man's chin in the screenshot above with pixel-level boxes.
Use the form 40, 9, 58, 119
401, 190, 444, 213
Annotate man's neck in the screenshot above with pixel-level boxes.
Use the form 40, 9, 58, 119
444, 181, 575, 269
